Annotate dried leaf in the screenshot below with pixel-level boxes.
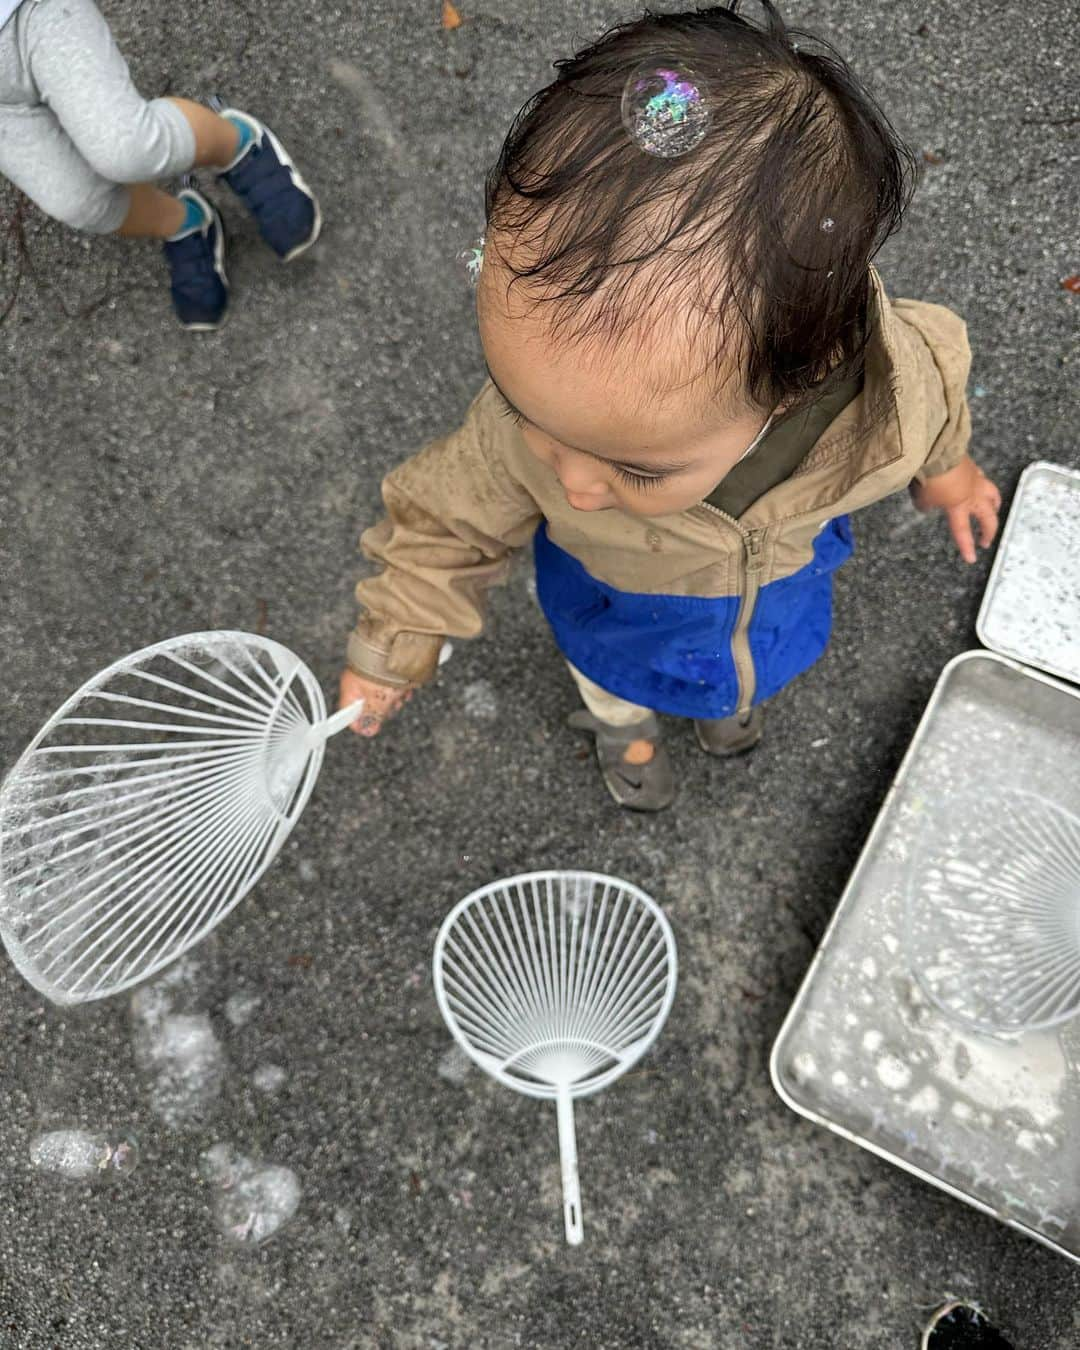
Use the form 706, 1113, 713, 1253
442, 0, 463, 29
287, 954, 313, 969
1061, 275, 1080, 294
921, 149, 945, 166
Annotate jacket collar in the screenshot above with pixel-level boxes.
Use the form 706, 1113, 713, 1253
733, 264, 908, 525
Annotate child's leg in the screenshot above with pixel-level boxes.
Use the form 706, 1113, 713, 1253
566, 663, 656, 764
565, 662, 675, 812
115, 185, 185, 239
0, 101, 132, 235
0, 10, 130, 232
20, 0, 240, 238
162, 99, 242, 173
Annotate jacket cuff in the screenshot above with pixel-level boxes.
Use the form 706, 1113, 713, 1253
913, 439, 970, 484
346, 626, 445, 687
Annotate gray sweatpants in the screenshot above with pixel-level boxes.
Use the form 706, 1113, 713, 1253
0, 0, 196, 233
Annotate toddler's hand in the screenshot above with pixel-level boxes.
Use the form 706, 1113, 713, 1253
338, 668, 413, 738
910, 455, 1002, 564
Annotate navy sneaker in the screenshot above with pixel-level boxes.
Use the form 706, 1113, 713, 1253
922, 1302, 1014, 1349
162, 188, 228, 331
217, 109, 321, 262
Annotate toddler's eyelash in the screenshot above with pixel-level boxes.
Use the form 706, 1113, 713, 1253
613, 465, 668, 492
500, 396, 668, 491
498, 400, 527, 427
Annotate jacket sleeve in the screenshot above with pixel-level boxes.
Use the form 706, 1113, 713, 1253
347, 382, 543, 687
890, 297, 974, 482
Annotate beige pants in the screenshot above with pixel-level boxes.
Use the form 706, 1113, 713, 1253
566, 662, 652, 728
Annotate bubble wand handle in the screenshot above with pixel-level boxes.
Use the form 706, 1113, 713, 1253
306, 699, 365, 748
556, 1085, 584, 1246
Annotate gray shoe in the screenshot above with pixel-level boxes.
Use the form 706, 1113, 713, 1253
694, 706, 764, 757
921, 1301, 1014, 1349
568, 710, 675, 812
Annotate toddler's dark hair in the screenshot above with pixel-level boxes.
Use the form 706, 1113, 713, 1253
485, 2, 918, 419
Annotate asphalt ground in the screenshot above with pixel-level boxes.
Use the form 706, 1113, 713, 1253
0, 1, 1077, 1346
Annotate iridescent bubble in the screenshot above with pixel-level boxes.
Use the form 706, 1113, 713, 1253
104, 1133, 139, 1176
200, 1143, 301, 1247
457, 233, 485, 286
28, 1128, 138, 1181
621, 61, 711, 159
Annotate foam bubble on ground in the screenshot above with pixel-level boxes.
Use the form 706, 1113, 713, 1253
29, 1129, 138, 1180
131, 968, 225, 1127
144, 1015, 225, 1126
252, 1064, 288, 1094
200, 1143, 301, 1246
225, 991, 262, 1027
462, 680, 498, 721
437, 1045, 473, 1085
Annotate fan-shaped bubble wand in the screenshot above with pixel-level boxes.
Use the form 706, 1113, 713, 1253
905, 788, 1080, 1034
0, 632, 364, 1005
433, 871, 677, 1245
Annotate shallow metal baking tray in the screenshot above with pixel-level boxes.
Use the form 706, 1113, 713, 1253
770, 651, 1080, 1262
977, 460, 1080, 685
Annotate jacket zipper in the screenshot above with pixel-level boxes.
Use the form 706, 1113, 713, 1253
698, 504, 768, 716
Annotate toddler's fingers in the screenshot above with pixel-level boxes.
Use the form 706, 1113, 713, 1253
357, 711, 384, 737
948, 506, 977, 565
344, 709, 374, 735
975, 500, 1000, 549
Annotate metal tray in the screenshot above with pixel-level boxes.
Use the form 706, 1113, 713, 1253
977, 460, 1080, 685
770, 650, 1080, 1262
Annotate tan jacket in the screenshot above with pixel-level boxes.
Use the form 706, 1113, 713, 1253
348, 266, 972, 703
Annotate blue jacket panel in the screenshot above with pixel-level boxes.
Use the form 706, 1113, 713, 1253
535, 517, 854, 718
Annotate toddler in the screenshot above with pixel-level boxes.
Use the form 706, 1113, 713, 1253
0, 0, 320, 329
339, 2, 1001, 811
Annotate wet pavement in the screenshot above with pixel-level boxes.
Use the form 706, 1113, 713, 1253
1, 0, 1078, 1345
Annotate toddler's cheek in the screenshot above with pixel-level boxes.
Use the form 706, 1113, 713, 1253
520, 426, 549, 460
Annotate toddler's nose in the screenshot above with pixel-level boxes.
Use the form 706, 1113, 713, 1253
553, 448, 607, 495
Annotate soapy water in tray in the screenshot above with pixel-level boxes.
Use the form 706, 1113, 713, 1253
776, 660, 1080, 1248
981, 466, 1080, 682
